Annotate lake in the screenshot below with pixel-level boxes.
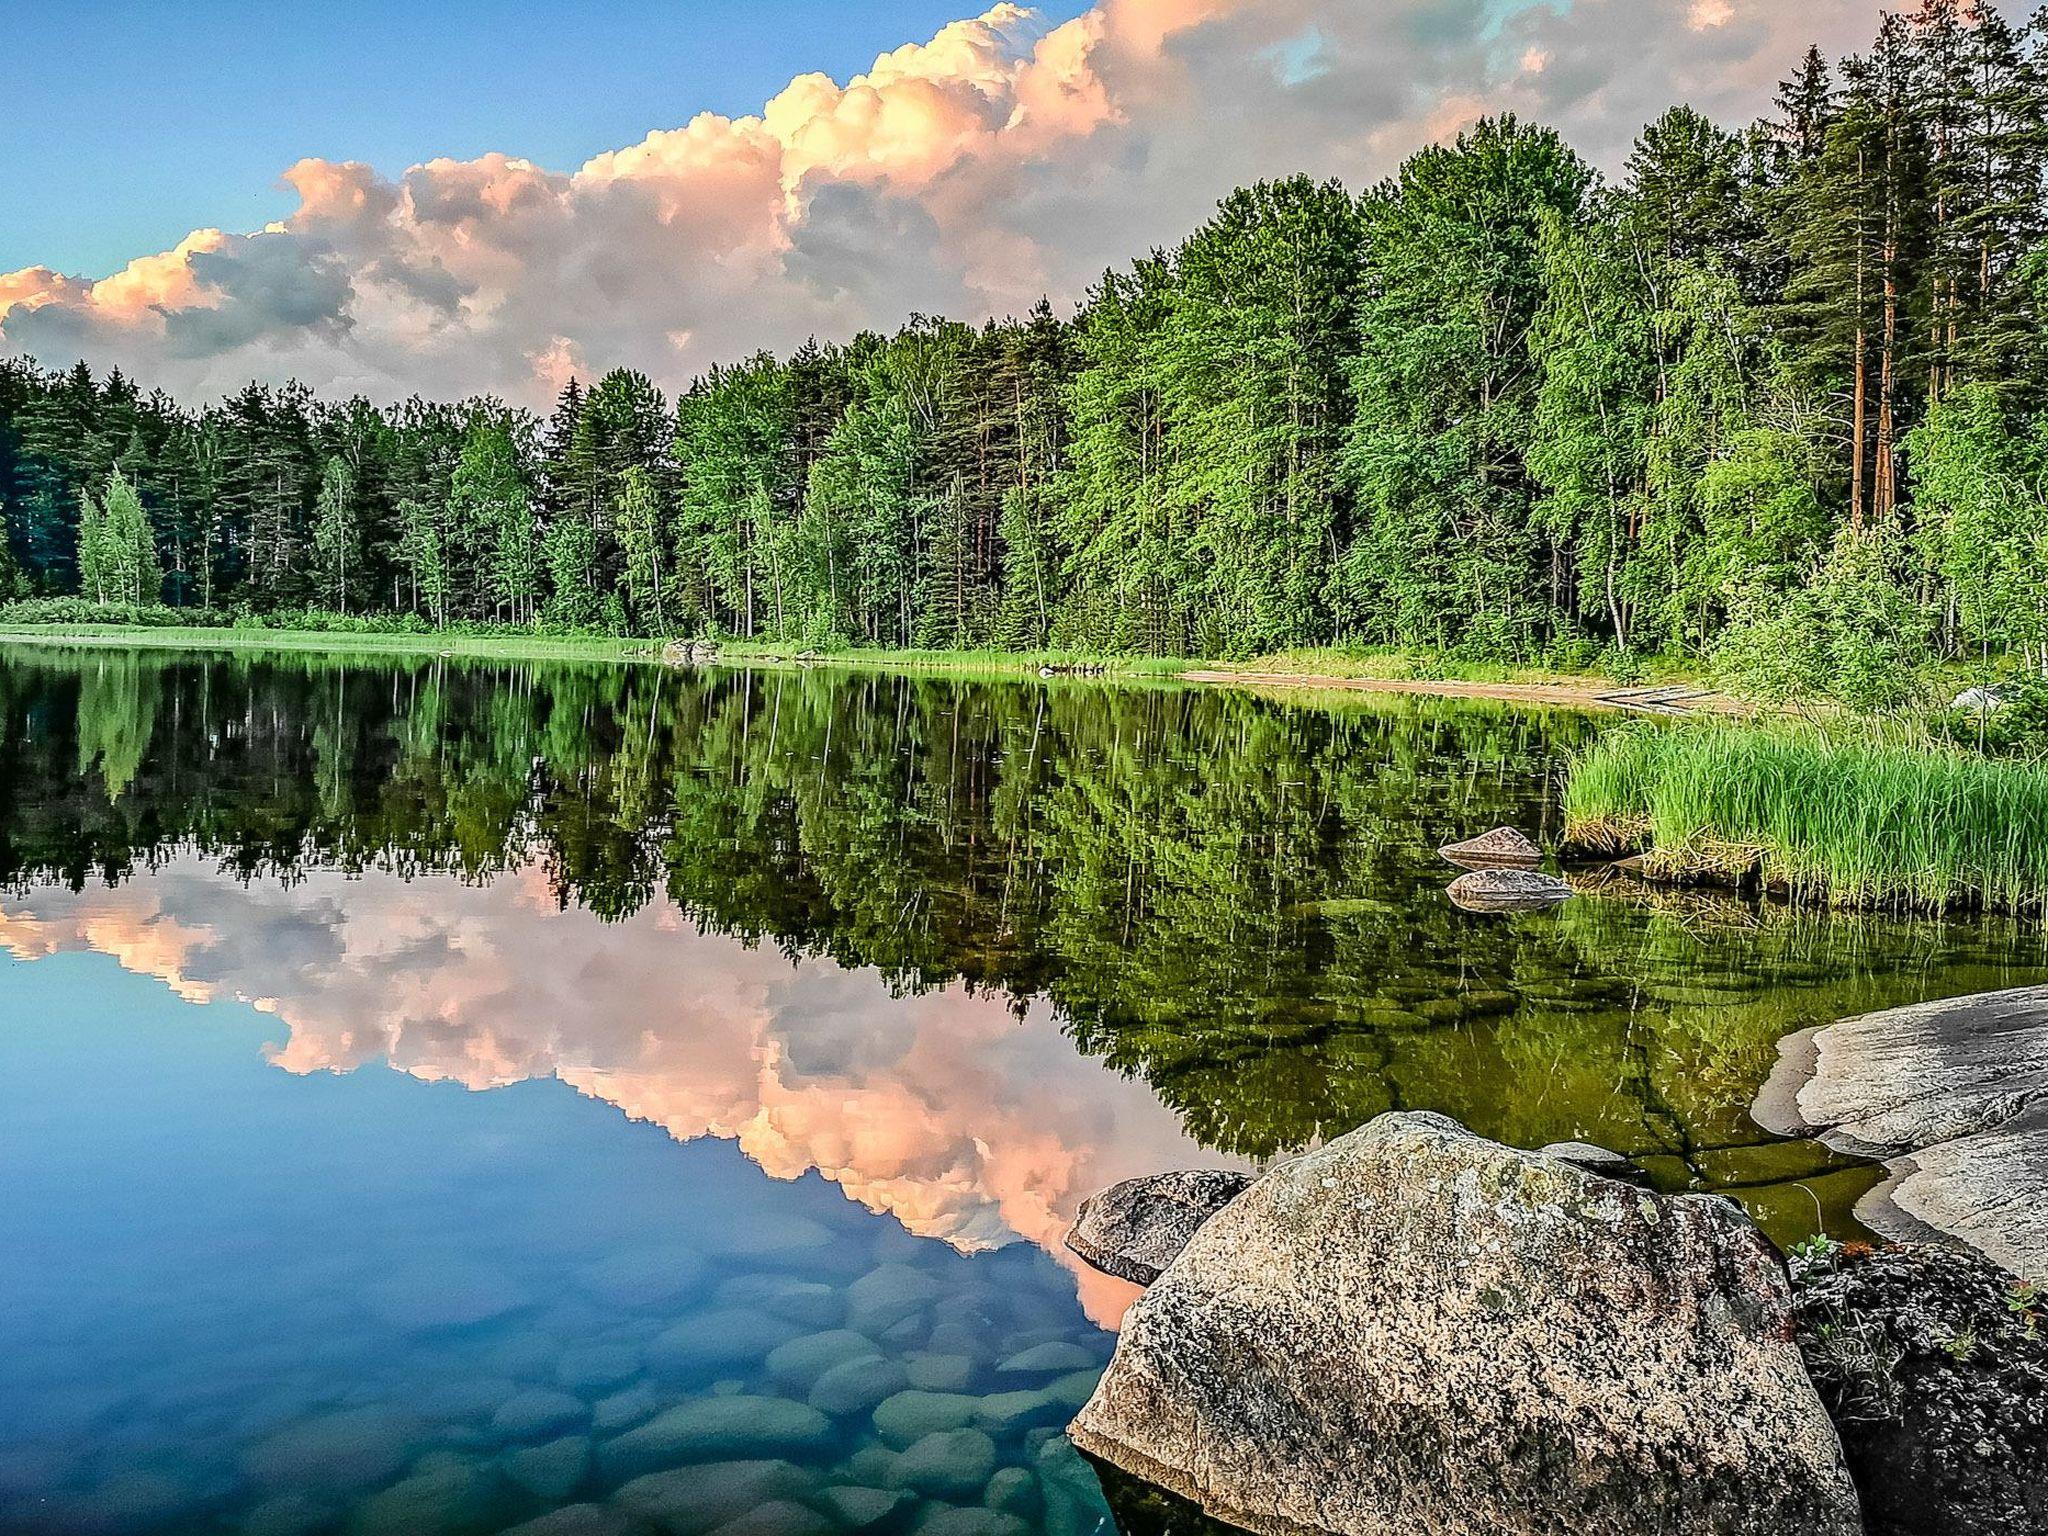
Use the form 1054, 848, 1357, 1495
3, 645, 2042, 1536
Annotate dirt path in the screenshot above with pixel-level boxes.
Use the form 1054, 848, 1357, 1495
1180, 671, 1740, 716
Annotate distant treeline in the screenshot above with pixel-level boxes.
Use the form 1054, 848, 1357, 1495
4, 1, 2048, 674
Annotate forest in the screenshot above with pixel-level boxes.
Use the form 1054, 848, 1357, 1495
3, 1, 2048, 698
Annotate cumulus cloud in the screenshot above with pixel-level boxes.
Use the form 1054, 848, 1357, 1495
0, 859, 1232, 1323
0, 0, 1956, 406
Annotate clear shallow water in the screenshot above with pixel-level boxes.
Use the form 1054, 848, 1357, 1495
2, 646, 2045, 1536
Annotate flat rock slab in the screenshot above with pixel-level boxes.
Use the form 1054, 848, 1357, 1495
1439, 827, 1543, 869
1066, 1170, 1255, 1287
1447, 869, 1572, 913
1756, 984, 2048, 1278
1071, 1112, 1861, 1536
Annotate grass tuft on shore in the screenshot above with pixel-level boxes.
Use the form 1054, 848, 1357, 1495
1565, 722, 2048, 915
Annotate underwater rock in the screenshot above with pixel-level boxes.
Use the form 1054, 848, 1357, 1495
912, 1507, 1032, 1536
363, 1259, 533, 1334
592, 1382, 666, 1434
504, 1435, 592, 1501
873, 1390, 980, 1449
718, 1275, 846, 1330
491, 1387, 590, 1442
498, 1506, 650, 1536
241, 1405, 417, 1497
613, 1459, 816, 1535
817, 1484, 915, 1529
698, 1214, 840, 1268
1070, 1112, 1861, 1536
576, 1248, 707, 1312
352, 1452, 510, 1536
766, 1330, 882, 1392
1065, 1170, 1255, 1287
1792, 1241, 2048, 1536
645, 1308, 804, 1380
557, 1343, 643, 1396
704, 1500, 835, 1536
598, 1397, 834, 1480
848, 1264, 944, 1337
996, 1341, 1099, 1377
905, 1352, 976, 1393
983, 1466, 1043, 1520
1438, 827, 1544, 869
887, 1427, 1000, 1501
809, 1355, 909, 1418
1756, 984, 2048, 1279
1446, 868, 1573, 913
974, 1389, 1067, 1434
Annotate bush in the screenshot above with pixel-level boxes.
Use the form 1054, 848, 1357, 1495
0, 597, 231, 628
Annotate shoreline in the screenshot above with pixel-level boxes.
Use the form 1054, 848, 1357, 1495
0, 624, 1719, 714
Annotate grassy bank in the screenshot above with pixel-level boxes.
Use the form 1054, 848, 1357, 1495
0, 618, 1666, 690
1566, 722, 2048, 915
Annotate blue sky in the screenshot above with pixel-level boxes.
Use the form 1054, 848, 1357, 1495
0, 0, 1089, 276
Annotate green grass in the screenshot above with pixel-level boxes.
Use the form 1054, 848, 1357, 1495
1565, 720, 2048, 914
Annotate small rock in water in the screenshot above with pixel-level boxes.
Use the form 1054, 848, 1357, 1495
847, 1264, 943, 1338
766, 1330, 881, 1391
363, 1259, 533, 1334
576, 1247, 707, 1312
497, 1507, 646, 1536
645, 1308, 803, 1380
1446, 868, 1573, 913
1438, 826, 1544, 869
1065, 1170, 1255, 1287
1535, 1142, 1651, 1187
872, 1389, 979, 1449
613, 1459, 816, 1532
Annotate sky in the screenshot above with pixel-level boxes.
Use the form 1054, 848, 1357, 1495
0, 0, 1981, 408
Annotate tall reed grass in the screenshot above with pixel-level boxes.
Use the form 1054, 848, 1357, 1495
1564, 721, 2048, 915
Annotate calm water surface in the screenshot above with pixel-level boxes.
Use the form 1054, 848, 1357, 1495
3, 646, 2043, 1536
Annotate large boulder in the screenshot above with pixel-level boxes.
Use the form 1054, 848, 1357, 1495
1792, 1240, 2048, 1536
1065, 1170, 1255, 1287
1069, 1112, 1861, 1536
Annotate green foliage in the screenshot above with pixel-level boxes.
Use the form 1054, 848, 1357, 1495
1712, 526, 1934, 714
3, 7, 2048, 674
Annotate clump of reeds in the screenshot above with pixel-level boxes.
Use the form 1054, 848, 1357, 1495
1563, 721, 2048, 915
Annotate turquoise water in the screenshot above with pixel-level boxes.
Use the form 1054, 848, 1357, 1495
4, 645, 2045, 1535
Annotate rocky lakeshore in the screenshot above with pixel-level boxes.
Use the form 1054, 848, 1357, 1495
1755, 984, 2047, 1280
1065, 1112, 2047, 1536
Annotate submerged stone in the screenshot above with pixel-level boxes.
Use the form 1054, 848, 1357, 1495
613, 1459, 816, 1535
809, 1355, 909, 1418
362, 1259, 533, 1334
241, 1405, 416, 1497
887, 1427, 999, 1501
817, 1484, 915, 1529
577, 1248, 707, 1312
847, 1264, 943, 1337
491, 1387, 590, 1442
598, 1397, 835, 1481
497, 1506, 650, 1536
766, 1330, 882, 1391
996, 1341, 1097, 1377
873, 1390, 980, 1449
1065, 1170, 1254, 1287
1071, 1112, 1861, 1536
645, 1309, 804, 1380
503, 1435, 591, 1501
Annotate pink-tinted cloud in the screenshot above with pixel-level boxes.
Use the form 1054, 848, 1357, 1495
0, 0, 1965, 406
0, 859, 1229, 1323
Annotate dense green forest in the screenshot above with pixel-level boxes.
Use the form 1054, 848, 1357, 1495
5, 2, 2048, 684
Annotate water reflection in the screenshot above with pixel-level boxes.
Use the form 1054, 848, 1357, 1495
5, 645, 2048, 1535
0, 860, 1213, 1324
